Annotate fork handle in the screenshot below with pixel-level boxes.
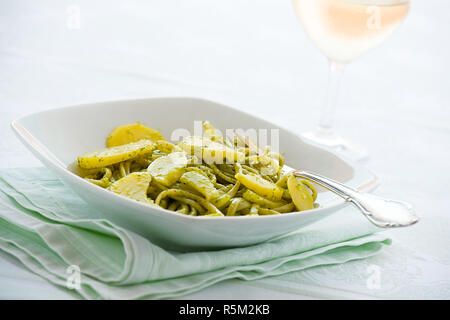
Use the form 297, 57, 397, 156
292, 169, 418, 228
292, 170, 358, 201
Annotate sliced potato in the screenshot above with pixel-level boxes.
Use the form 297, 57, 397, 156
154, 140, 175, 154
106, 123, 165, 147
178, 136, 245, 164
179, 171, 221, 202
78, 140, 155, 169
108, 172, 153, 204
147, 152, 187, 187
235, 172, 284, 201
287, 174, 314, 211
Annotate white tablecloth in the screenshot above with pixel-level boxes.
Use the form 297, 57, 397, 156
0, 0, 449, 299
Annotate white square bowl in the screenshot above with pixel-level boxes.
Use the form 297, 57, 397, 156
11, 97, 378, 251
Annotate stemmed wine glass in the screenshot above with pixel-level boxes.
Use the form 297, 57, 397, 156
292, 0, 410, 160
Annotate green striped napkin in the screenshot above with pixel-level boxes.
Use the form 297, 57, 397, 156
0, 167, 390, 299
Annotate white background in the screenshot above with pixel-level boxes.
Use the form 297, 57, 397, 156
0, 0, 449, 299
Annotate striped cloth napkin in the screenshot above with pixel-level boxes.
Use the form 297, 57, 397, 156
0, 167, 390, 299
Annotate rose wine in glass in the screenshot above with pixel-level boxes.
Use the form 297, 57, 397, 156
292, 0, 410, 160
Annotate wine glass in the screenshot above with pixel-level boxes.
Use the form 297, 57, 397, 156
292, 0, 410, 160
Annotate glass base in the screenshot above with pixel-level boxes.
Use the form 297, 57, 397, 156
301, 127, 369, 162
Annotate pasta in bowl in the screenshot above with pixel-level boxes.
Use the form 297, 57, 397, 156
12, 97, 378, 250
76, 121, 318, 217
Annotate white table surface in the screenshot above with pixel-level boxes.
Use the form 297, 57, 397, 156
0, 0, 449, 299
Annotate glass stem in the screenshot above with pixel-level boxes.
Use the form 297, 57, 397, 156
317, 60, 346, 135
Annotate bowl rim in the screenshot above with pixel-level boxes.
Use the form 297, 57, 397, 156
10, 96, 379, 222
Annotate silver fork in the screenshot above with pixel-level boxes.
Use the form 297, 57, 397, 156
233, 130, 419, 228
290, 168, 418, 228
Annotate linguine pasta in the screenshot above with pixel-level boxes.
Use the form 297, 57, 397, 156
76, 121, 317, 217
